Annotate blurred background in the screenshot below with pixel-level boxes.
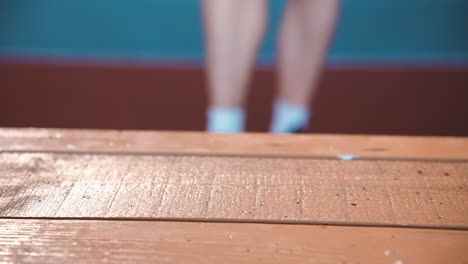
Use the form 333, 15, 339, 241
1, 0, 467, 135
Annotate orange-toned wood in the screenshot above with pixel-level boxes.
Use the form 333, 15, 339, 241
1, 219, 467, 264
1, 152, 467, 228
1, 128, 467, 263
1, 128, 468, 161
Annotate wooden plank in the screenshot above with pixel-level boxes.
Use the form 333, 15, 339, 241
1, 128, 468, 161
1, 152, 467, 228
1, 219, 467, 264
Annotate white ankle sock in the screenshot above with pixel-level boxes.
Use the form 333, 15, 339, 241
269, 99, 311, 133
207, 106, 245, 133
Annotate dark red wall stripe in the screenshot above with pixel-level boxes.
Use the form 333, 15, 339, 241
1, 62, 467, 136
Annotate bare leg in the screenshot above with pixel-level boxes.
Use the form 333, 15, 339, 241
203, 0, 268, 108
277, 0, 339, 106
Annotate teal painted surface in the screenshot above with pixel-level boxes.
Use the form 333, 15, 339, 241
0, 0, 467, 63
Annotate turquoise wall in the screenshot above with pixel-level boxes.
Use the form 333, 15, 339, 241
1, 0, 467, 64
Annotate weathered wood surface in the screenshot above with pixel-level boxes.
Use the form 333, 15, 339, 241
1, 219, 467, 264
1, 128, 468, 161
2, 128, 468, 263
1, 152, 467, 228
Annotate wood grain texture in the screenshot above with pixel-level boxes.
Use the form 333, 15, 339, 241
1, 128, 468, 161
1, 152, 467, 228
1, 219, 467, 264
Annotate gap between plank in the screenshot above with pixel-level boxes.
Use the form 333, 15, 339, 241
2, 150, 468, 163
2, 216, 468, 231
